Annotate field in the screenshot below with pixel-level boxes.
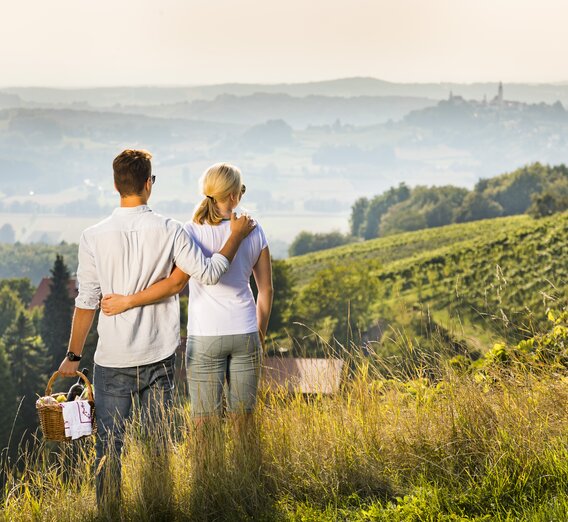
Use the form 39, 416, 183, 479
287, 216, 530, 287
2, 349, 568, 521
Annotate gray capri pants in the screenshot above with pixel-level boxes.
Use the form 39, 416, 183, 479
186, 332, 263, 417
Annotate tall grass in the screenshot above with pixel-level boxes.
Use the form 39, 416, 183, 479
2, 351, 567, 521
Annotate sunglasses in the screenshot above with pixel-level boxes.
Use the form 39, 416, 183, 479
149, 175, 156, 185
241, 184, 246, 195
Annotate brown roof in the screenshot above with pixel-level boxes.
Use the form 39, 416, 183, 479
262, 357, 344, 394
29, 278, 78, 309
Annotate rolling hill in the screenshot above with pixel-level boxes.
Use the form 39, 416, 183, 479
286, 212, 568, 348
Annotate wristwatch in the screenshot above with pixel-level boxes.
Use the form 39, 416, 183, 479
66, 351, 82, 361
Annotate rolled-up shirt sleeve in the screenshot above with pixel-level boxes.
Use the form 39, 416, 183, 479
172, 224, 229, 285
75, 232, 102, 309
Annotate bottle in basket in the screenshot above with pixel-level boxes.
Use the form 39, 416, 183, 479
66, 368, 89, 402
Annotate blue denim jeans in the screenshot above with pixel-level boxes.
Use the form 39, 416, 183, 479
93, 352, 176, 506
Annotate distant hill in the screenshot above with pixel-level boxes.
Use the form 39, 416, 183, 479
0, 92, 21, 109
4, 77, 568, 107
0, 107, 243, 193
114, 93, 436, 127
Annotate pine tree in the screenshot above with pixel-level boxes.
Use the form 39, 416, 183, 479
4, 311, 49, 445
0, 340, 16, 453
350, 197, 369, 237
41, 255, 74, 369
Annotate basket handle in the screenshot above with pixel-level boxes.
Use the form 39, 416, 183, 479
45, 370, 94, 402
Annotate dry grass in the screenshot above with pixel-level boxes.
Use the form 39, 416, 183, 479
2, 356, 568, 521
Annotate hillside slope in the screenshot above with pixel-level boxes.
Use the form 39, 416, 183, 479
286, 213, 568, 346
288, 215, 529, 287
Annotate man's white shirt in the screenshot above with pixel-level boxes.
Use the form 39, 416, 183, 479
75, 205, 229, 368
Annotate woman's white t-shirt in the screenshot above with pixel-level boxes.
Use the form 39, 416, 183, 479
184, 218, 268, 336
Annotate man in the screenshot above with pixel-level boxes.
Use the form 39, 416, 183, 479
58, 149, 254, 508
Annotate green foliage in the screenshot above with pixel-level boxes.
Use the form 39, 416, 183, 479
375, 212, 568, 342
350, 163, 568, 239
480, 309, 568, 369
362, 183, 410, 240
287, 216, 524, 287
455, 191, 503, 222
380, 185, 468, 236
528, 176, 568, 218
0, 287, 23, 338
349, 197, 369, 237
288, 230, 356, 257
284, 212, 567, 359
0, 242, 78, 284
250, 258, 295, 336
292, 261, 380, 352
268, 259, 295, 334
0, 341, 16, 453
480, 163, 547, 215
0, 278, 35, 307
3, 311, 49, 451
40, 255, 74, 369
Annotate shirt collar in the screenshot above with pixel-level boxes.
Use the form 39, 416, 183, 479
112, 205, 152, 215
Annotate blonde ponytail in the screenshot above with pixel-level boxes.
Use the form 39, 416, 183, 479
193, 163, 242, 225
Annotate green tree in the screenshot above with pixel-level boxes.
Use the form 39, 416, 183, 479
380, 208, 427, 236
482, 163, 545, 215
4, 311, 49, 443
0, 341, 16, 453
0, 278, 35, 307
0, 287, 23, 337
250, 258, 295, 336
528, 181, 568, 218
362, 183, 410, 239
455, 192, 503, 222
0, 242, 78, 284
349, 197, 369, 237
269, 260, 295, 334
288, 231, 314, 257
289, 231, 354, 257
378, 186, 467, 234
41, 255, 74, 369
292, 261, 380, 354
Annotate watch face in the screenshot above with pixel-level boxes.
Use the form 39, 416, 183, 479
67, 352, 79, 361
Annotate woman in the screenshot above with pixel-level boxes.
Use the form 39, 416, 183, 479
101, 163, 273, 422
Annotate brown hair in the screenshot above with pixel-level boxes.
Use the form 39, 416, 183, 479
193, 163, 242, 225
113, 149, 153, 197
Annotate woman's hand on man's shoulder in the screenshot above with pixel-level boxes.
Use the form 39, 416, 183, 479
231, 212, 256, 239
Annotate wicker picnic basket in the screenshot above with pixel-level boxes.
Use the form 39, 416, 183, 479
36, 370, 96, 442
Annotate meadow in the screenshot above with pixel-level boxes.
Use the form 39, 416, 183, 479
2, 331, 567, 521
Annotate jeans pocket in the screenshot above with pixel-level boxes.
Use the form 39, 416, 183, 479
99, 365, 137, 397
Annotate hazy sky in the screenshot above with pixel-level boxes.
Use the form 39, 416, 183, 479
2, 0, 568, 87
